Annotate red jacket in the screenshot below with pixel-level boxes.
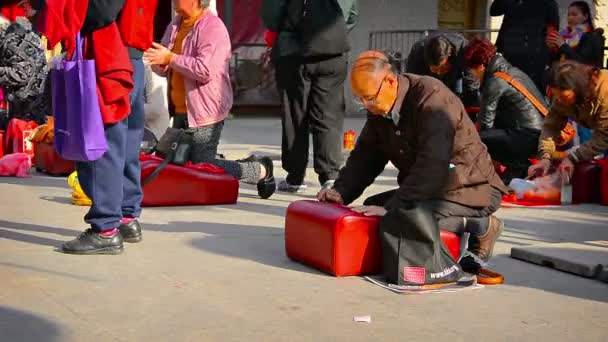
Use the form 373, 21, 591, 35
37, 0, 133, 124
117, 0, 159, 51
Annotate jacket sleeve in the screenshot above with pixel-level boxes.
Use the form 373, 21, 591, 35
478, 77, 508, 130
489, 0, 513, 16
0, 62, 32, 89
81, 0, 126, 35
557, 33, 604, 66
571, 105, 608, 162
546, 0, 559, 28
405, 42, 427, 75
332, 119, 388, 205
387, 107, 456, 207
343, 0, 359, 32
260, 0, 286, 31
169, 18, 231, 84
538, 102, 570, 160
461, 70, 481, 108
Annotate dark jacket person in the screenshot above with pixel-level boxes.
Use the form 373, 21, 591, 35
490, 0, 559, 91
318, 51, 509, 262
465, 38, 545, 182
406, 33, 480, 108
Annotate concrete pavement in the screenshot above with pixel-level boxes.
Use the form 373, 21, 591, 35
1, 118, 607, 342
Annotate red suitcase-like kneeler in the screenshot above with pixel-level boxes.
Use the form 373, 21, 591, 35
285, 200, 462, 277
140, 158, 239, 207
33, 142, 75, 176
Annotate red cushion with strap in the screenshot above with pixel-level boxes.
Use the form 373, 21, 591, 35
140, 159, 239, 207
285, 200, 462, 277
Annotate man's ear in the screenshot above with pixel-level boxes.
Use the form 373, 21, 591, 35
386, 73, 398, 87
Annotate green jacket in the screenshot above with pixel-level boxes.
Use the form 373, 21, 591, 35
260, 0, 359, 58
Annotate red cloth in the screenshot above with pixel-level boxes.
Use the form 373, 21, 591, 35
117, 0, 158, 51
265, 31, 278, 48
88, 24, 134, 124
37, 0, 133, 124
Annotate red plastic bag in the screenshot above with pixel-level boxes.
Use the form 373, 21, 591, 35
0, 153, 32, 177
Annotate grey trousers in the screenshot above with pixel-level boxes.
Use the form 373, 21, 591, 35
186, 120, 261, 184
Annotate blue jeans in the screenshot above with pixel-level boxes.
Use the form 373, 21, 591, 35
76, 59, 145, 232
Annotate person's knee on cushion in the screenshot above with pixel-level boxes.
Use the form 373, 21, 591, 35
317, 51, 508, 262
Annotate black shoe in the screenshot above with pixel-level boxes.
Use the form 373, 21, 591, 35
235, 154, 257, 163
257, 157, 276, 199
119, 219, 143, 243
62, 228, 123, 255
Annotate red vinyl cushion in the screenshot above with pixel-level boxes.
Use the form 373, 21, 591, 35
285, 200, 461, 277
33, 142, 75, 176
572, 161, 601, 204
599, 159, 608, 206
140, 159, 239, 207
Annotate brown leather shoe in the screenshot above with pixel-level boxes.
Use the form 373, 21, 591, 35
471, 215, 504, 262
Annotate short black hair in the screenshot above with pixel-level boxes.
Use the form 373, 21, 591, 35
424, 35, 454, 66
570, 1, 594, 30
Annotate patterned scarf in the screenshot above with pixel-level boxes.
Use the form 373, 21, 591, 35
560, 24, 592, 49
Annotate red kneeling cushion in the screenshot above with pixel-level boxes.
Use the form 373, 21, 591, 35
572, 161, 601, 204
599, 159, 608, 206
285, 200, 462, 277
33, 142, 75, 176
140, 158, 239, 207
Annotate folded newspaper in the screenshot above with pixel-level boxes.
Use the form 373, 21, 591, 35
364, 275, 483, 294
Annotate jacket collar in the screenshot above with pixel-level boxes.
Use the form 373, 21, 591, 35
385, 75, 409, 125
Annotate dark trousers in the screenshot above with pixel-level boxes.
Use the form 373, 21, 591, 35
274, 54, 347, 185
76, 59, 146, 232
364, 187, 503, 236
480, 128, 539, 168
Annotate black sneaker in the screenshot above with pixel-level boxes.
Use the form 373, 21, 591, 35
257, 157, 276, 199
62, 228, 123, 255
119, 219, 142, 243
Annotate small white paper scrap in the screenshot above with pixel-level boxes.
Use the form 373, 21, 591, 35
353, 315, 371, 323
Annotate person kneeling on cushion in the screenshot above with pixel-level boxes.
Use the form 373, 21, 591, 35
317, 51, 509, 262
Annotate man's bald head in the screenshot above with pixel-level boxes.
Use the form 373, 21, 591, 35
351, 51, 399, 115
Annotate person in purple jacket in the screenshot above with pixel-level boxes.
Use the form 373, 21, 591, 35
144, 0, 275, 199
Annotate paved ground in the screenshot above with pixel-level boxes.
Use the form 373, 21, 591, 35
1, 118, 607, 342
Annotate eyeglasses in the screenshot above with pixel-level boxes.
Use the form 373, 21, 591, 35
359, 73, 388, 105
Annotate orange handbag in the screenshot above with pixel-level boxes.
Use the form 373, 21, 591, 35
495, 72, 576, 146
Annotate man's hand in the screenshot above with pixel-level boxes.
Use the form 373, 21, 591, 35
317, 188, 344, 204
143, 43, 174, 66
351, 205, 387, 217
528, 159, 551, 178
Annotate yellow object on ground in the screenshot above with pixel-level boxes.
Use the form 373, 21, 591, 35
68, 171, 92, 206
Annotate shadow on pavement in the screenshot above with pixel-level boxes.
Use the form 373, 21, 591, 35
0, 262, 100, 282
0, 220, 75, 248
493, 255, 608, 303
40, 196, 73, 205
0, 306, 63, 342
144, 221, 324, 276
0, 174, 68, 189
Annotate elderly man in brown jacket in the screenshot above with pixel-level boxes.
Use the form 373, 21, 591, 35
318, 51, 509, 261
